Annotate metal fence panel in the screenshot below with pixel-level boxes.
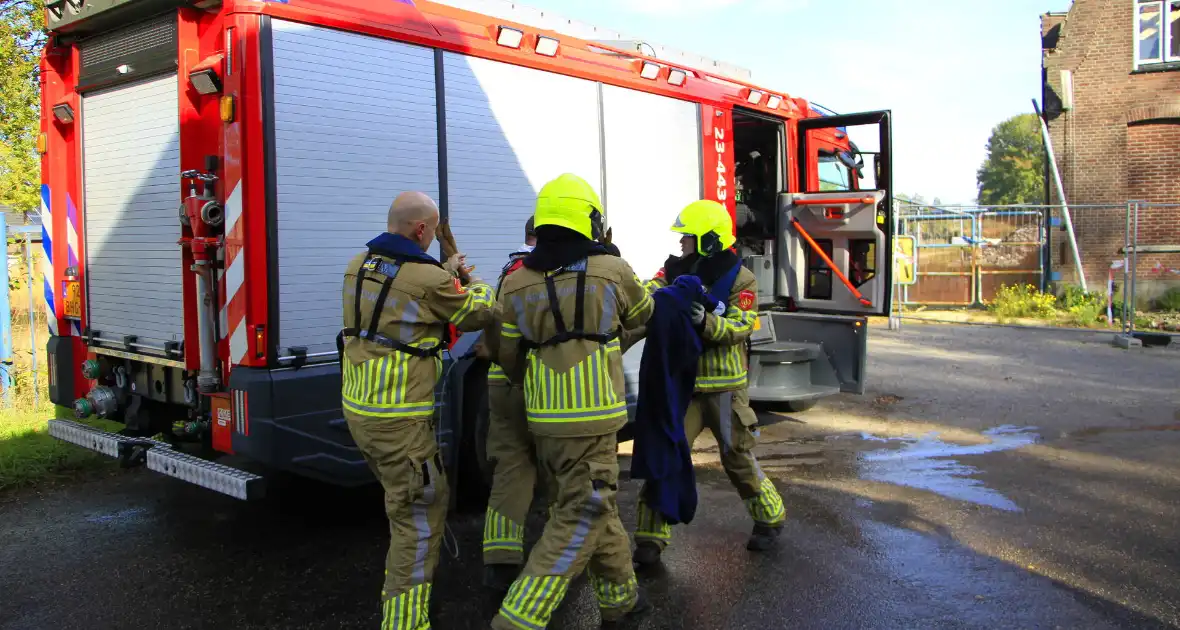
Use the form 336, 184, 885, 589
897, 204, 1050, 306
976, 209, 1045, 303
898, 208, 976, 305
4, 224, 48, 409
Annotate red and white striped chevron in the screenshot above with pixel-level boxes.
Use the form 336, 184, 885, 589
221, 184, 248, 367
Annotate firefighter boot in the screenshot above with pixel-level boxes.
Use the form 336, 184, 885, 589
601, 586, 653, 628
746, 523, 783, 551
482, 563, 519, 594
632, 541, 662, 568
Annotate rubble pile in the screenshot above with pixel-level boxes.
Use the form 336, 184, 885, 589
979, 224, 1041, 268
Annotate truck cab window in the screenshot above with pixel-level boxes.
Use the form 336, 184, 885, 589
805, 239, 835, 300
818, 153, 852, 191
849, 239, 877, 288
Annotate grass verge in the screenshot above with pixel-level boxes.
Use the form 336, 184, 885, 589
0, 405, 123, 494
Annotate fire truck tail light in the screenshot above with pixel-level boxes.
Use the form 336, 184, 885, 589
497, 26, 524, 48
52, 102, 75, 125
255, 325, 265, 359
767, 95, 783, 109
747, 90, 764, 105
220, 96, 235, 123
640, 62, 660, 80
535, 36, 559, 57
668, 69, 687, 86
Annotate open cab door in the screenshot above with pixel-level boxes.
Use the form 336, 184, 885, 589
779, 111, 893, 316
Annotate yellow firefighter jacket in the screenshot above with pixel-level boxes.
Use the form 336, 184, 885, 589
340, 250, 495, 419
496, 255, 654, 437
645, 265, 758, 393
484, 250, 530, 387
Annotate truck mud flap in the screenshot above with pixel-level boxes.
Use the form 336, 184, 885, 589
48, 419, 264, 500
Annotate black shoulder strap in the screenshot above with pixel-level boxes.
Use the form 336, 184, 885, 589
523, 261, 616, 350
573, 269, 587, 334
367, 275, 396, 341
544, 272, 568, 337
352, 254, 371, 333
340, 255, 442, 360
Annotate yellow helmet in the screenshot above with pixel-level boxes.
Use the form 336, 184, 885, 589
671, 199, 735, 256
534, 174, 605, 240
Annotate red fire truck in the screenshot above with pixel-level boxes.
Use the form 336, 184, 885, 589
40, 0, 893, 502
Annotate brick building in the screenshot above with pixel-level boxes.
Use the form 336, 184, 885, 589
1041, 0, 1180, 296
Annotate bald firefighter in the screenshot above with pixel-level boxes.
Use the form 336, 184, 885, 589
632, 199, 786, 566
492, 174, 654, 629
339, 192, 496, 629
479, 216, 544, 592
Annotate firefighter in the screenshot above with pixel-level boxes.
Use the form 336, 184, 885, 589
339, 191, 496, 629
479, 216, 545, 592
491, 174, 655, 629
633, 199, 786, 565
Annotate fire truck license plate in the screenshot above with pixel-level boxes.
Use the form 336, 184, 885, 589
63, 281, 81, 319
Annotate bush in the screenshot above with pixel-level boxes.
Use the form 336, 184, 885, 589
1154, 287, 1180, 312
989, 284, 1057, 320
1059, 285, 1104, 309
1064, 303, 1103, 327
1057, 285, 1106, 327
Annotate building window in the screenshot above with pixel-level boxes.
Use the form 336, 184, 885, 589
1136, 0, 1180, 68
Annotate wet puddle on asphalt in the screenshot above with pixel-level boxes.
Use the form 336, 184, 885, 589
855, 425, 1040, 512
84, 507, 150, 525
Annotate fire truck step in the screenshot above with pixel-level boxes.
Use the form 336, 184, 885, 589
48, 419, 265, 501
145, 447, 264, 501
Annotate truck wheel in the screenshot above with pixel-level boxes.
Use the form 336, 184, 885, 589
454, 364, 491, 513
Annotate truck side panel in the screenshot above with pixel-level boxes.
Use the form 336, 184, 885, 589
268, 19, 442, 361
442, 51, 603, 282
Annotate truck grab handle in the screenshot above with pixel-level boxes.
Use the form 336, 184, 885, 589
789, 217, 873, 309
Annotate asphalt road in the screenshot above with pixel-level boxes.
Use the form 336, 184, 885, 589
2, 323, 1179, 630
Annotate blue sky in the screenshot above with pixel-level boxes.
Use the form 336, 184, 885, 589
512, 0, 1075, 204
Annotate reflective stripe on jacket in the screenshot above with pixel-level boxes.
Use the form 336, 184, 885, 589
645, 265, 758, 393
497, 255, 654, 437
486, 250, 531, 386
342, 251, 495, 418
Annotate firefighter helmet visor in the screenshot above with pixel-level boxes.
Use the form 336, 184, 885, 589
671, 199, 735, 256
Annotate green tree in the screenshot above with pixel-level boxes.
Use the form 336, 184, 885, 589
0, 0, 45, 215
976, 113, 1046, 205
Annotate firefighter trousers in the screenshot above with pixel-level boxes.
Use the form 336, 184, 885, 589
345, 411, 448, 630
491, 433, 640, 629
634, 388, 786, 548
483, 382, 550, 566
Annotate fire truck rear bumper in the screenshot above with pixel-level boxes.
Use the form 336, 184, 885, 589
47, 419, 265, 500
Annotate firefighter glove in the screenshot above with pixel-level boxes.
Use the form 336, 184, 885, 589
690, 302, 706, 327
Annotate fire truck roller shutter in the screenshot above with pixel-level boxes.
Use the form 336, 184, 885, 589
598, 85, 702, 414
270, 20, 441, 359
442, 52, 602, 280
600, 85, 702, 282
82, 73, 185, 352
